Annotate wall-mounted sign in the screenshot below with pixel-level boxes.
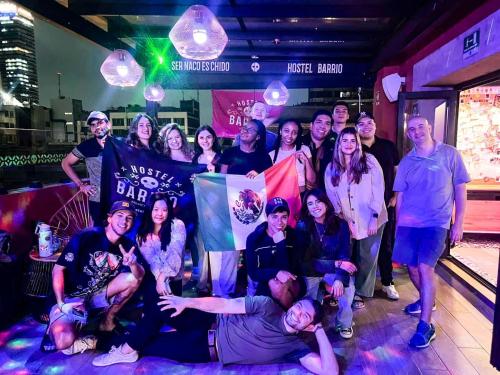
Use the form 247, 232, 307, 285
463, 29, 480, 59
169, 60, 346, 75
154, 59, 372, 89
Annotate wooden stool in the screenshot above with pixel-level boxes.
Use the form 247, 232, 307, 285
24, 249, 60, 298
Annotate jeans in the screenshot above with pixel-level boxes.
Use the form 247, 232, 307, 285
126, 272, 183, 351
306, 275, 355, 329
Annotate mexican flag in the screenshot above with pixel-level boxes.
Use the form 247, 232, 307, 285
194, 155, 301, 251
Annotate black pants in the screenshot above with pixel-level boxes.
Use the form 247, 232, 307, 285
126, 272, 215, 352
378, 206, 396, 286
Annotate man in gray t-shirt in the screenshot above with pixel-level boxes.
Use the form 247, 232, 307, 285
93, 283, 338, 374
61, 111, 111, 225
393, 116, 470, 349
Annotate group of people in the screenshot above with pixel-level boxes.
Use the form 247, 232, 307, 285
50, 100, 469, 371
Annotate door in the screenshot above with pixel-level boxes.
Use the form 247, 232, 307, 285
396, 90, 459, 156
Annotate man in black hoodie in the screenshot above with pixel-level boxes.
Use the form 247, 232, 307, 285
245, 197, 301, 296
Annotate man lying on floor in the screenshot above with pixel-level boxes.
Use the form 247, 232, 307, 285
92, 278, 338, 375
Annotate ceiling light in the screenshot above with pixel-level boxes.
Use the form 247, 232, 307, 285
169, 5, 228, 60
100, 49, 143, 87
144, 83, 165, 102
264, 80, 289, 106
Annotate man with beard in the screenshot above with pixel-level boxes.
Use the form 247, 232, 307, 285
93, 284, 338, 375
302, 110, 334, 190
61, 111, 111, 225
356, 112, 400, 300
47, 201, 145, 355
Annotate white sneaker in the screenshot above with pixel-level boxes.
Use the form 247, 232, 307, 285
92, 345, 139, 367
339, 326, 354, 339
62, 335, 97, 355
382, 284, 400, 300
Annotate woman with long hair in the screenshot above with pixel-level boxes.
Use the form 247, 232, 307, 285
136, 192, 186, 297
269, 119, 316, 191
126, 113, 159, 151
296, 188, 356, 338
159, 123, 194, 162
325, 127, 387, 309
192, 125, 222, 172
192, 125, 222, 294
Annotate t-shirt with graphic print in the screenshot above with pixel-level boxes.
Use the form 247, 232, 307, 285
72, 137, 104, 203
56, 227, 136, 298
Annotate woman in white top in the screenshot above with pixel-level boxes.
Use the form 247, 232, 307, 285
325, 126, 387, 309
159, 123, 194, 162
269, 119, 316, 192
137, 192, 186, 297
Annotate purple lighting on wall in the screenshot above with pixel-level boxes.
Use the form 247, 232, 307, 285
264, 80, 289, 106
100, 49, 143, 87
144, 83, 165, 102
169, 5, 228, 60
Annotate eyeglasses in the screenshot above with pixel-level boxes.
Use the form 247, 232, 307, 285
241, 126, 257, 133
90, 118, 108, 127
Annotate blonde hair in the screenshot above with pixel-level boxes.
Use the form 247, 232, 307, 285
159, 123, 194, 160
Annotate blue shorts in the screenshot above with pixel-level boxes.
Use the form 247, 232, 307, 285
392, 226, 447, 267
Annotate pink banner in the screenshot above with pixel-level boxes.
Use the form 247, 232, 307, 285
211, 90, 282, 138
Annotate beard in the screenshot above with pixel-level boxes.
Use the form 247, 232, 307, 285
96, 127, 110, 139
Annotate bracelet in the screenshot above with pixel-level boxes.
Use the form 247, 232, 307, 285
336, 260, 343, 268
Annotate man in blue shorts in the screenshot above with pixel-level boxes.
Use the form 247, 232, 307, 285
393, 116, 470, 348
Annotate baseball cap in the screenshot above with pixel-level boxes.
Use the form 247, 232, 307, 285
86, 111, 108, 125
354, 111, 375, 124
265, 197, 290, 216
108, 200, 136, 216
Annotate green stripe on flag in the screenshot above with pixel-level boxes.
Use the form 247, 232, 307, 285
194, 173, 236, 251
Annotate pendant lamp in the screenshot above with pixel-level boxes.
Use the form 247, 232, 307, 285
100, 49, 143, 87
264, 80, 289, 106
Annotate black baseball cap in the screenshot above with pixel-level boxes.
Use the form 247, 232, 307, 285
108, 200, 136, 217
265, 197, 290, 216
354, 111, 375, 124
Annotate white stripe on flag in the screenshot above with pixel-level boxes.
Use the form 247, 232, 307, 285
226, 174, 268, 250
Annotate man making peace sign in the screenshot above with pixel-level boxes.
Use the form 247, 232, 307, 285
48, 200, 145, 355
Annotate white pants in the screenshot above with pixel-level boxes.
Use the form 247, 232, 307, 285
209, 250, 239, 298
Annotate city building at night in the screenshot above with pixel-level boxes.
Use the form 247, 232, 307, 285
0, 1, 38, 106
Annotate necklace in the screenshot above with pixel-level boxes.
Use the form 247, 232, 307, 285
314, 221, 326, 245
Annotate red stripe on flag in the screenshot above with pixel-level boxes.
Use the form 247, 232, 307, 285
264, 155, 302, 227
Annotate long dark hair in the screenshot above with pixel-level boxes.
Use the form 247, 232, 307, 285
272, 118, 303, 163
329, 126, 368, 186
300, 188, 340, 235
126, 113, 159, 150
251, 119, 267, 153
193, 125, 221, 160
137, 193, 174, 251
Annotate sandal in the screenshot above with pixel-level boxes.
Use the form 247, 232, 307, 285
352, 295, 365, 310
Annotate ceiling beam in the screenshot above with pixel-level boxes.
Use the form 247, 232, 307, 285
15, 0, 133, 52
107, 22, 383, 42
68, 1, 406, 18
370, 0, 486, 71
